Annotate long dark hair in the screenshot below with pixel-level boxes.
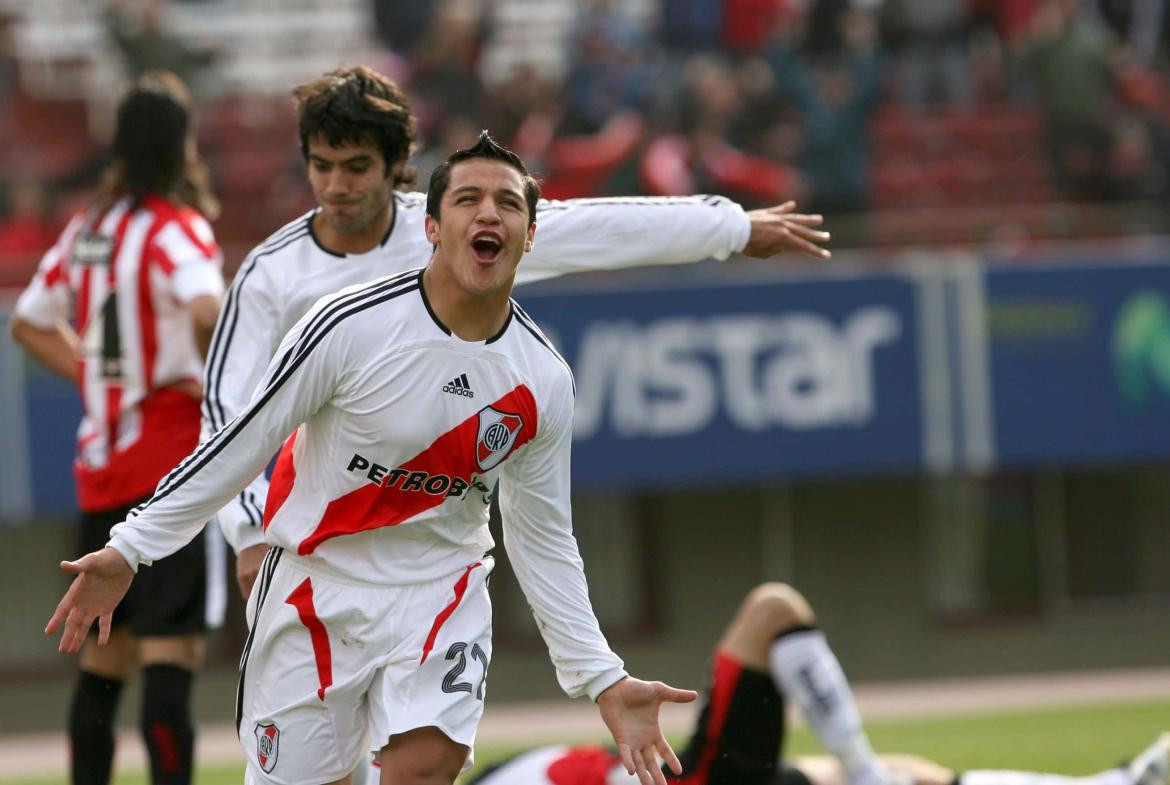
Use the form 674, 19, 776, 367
96, 70, 219, 219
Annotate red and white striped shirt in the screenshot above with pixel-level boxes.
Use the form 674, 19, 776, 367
15, 194, 224, 511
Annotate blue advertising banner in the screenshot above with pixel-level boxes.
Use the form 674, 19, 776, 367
519, 274, 925, 488
985, 261, 1170, 466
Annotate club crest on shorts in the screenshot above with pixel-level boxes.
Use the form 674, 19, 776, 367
254, 722, 279, 773
475, 405, 525, 471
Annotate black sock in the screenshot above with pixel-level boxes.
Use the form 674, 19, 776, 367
69, 670, 124, 785
140, 664, 195, 785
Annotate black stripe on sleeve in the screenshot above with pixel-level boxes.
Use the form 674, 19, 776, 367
203, 226, 310, 429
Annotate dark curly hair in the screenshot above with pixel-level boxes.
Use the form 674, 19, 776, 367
293, 65, 418, 189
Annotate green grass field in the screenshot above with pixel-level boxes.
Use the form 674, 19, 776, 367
4, 698, 1167, 785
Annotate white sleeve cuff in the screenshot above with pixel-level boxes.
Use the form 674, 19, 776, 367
586, 668, 630, 703
105, 537, 150, 574
227, 518, 268, 553
729, 204, 752, 254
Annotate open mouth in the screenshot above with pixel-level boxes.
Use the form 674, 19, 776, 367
471, 234, 503, 263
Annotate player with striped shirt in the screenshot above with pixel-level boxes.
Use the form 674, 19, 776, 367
47, 132, 697, 785
201, 65, 833, 601
12, 72, 224, 785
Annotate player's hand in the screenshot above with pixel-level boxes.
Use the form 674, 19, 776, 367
597, 676, 698, 785
742, 201, 831, 260
235, 543, 268, 600
45, 547, 134, 654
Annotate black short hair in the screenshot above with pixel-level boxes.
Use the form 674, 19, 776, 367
294, 65, 417, 189
426, 131, 540, 223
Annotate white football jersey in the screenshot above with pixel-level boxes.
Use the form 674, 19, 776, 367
111, 268, 625, 699
203, 192, 751, 551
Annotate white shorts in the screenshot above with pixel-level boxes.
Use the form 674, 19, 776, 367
237, 548, 494, 784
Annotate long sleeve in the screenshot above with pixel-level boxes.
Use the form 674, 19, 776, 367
516, 195, 751, 286
109, 296, 347, 570
499, 380, 627, 701
200, 253, 283, 552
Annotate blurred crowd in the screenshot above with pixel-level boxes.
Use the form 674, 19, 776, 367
1, 0, 1170, 278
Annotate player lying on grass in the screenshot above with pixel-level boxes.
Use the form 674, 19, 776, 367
468, 582, 1170, 785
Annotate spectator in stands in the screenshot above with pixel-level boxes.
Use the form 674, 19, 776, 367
641, 54, 806, 205
768, 8, 882, 214
1013, 0, 1120, 199
659, 0, 724, 53
408, 0, 485, 137
104, 0, 217, 96
562, 0, 655, 135
879, 0, 973, 107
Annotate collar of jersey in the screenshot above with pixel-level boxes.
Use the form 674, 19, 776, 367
307, 200, 397, 258
417, 269, 513, 345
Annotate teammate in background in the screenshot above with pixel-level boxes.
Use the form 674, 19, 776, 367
468, 582, 1170, 785
203, 65, 833, 601
10, 72, 224, 785
47, 133, 697, 785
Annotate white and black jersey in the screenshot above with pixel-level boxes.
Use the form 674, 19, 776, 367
112, 269, 626, 699
204, 192, 751, 552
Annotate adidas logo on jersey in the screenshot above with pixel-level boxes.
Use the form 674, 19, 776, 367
443, 373, 474, 398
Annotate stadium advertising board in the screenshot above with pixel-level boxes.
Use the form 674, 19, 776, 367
985, 261, 1170, 466
519, 274, 924, 488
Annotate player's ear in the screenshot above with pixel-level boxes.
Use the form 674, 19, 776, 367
425, 214, 441, 246
524, 222, 535, 252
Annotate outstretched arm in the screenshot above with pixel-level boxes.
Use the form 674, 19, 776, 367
597, 677, 698, 785
517, 195, 829, 286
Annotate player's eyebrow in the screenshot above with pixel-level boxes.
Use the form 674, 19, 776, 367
309, 153, 374, 166
450, 184, 524, 201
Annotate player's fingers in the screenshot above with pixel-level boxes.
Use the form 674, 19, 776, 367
632, 751, 654, 785
58, 607, 79, 652
97, 613, 112, 647
770, 201, 797, 214
786, 222, 830, 242
45, 592, 72, 635
780, 212, 824, 226
618, 743, 637, 776
657, 735, 684, 774
643, 747, 668, 785
656, 684, 699, 704
781, 232, 831, 259
60, 559, 85, 574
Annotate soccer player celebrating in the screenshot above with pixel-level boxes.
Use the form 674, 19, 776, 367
46, 133, 697, 785
11, 72, 224, 785
201, 65, 832, 601
469, 582, 1170, 785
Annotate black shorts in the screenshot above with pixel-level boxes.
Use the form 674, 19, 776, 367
670, 651, 811, 785
79, 498, 207, 637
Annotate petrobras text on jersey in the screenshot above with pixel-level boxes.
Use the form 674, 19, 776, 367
570, 307, 902, 439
